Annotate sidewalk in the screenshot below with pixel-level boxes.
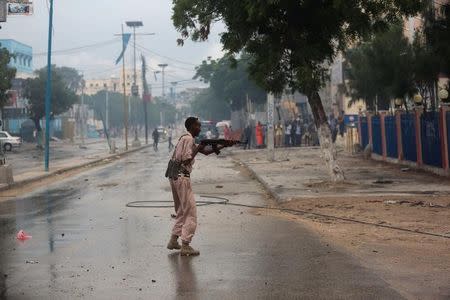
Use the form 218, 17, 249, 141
231, 147, 450, 299
1, 137, 152, 191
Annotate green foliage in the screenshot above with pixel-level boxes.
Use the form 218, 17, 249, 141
193, 55, 266, 114
190, 89, 230, 121
58, 66, 83, 93
0, 45, 17, 108
424, 4, 450, 75
24, 66, 79, 130
346, 24, 415, 110
172, 0, 422, 97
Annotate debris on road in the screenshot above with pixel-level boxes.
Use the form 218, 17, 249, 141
25, 260, 38, 264
16, 230, 32, 241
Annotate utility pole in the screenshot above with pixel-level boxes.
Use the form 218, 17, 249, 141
158, 63, 168, 100
121, 24, 129, 150
170, 81, 178, 103
80, 82, 85, 147
44, 0, 54, 172
125, 22, 155, 138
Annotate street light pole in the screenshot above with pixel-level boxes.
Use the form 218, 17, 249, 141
80, 83, 85, 147
121, 24, 129, 151
44, 0, 54, 172
158, 63, 168, 100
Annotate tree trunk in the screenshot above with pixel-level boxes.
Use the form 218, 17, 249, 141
33, 117, 43, 148
308, 91, 345, 182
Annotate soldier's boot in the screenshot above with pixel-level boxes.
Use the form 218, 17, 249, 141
180, 242, 200, 256
167, 235, 181, 250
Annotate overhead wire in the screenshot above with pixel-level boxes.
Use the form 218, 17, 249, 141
34, 38, 121, 56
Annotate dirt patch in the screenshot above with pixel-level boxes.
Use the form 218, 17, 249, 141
270, 195, 450, 299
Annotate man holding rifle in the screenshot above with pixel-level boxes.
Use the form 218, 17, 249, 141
166, 117, 240, 256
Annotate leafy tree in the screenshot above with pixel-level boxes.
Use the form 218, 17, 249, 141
172, 0, 422, 181
424, 4, 450, 75
58, 66, 83, 93
0, 45, 17, 108
194, 55, 266, 112
24, 66, 79, 144
346, 24, 415, 110
190, 89, 230, 120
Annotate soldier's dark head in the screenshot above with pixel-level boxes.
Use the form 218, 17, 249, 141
185, 117, 201, 137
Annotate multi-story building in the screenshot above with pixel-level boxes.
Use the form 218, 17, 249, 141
84, 68, 144, 97
84, 76, 121, 96
0, 40, 33, 134
0, 39, 33, 79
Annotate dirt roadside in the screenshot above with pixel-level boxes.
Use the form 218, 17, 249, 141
232, 148, 450, 299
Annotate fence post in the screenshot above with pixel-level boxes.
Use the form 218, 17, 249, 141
380, 112, 387, 160
358, 112, 363, 146
440, 106, 449, 171
395, 110, 404, 161
368, 113, 373, 147
414, 107, 423, 166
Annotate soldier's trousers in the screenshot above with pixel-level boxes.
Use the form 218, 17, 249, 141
170, 177, 197, 243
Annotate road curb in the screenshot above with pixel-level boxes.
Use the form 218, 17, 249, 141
0, 144, 152, 192
234, 159, 285, 203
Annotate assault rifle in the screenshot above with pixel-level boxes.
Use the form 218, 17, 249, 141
199, 139, 243, 155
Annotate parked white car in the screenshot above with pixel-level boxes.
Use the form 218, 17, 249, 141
0, 131, 22, 151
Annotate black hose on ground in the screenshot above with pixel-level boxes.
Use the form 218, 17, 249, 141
126, 195, 450, 240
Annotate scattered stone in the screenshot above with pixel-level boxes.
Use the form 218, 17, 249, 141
26, 260, 39, 264
384, 200, 397, 205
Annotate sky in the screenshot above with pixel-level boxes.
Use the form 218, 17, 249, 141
1, 0, 225, 96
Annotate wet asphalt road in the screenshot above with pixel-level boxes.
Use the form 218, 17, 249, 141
0, 146, 403, 299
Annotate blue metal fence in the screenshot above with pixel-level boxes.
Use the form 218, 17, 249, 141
360, 117, 369, 149
385, 116, 398, 158
447, 111, 450, 168
401, 114, 417, 162
421, 112, 442, 168
372, 116, 382, 155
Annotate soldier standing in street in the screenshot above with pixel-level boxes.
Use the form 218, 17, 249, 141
166, 117, 227, 256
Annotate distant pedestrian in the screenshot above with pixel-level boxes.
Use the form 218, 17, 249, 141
244, 125, 252, 150
255, 122, 264, 148
338, 111, 345, 138
285, 122, 292, 147
152, 128, 160, 152
224, 125, 231, 140
275, 122, 283, 148
168, 126, 174, 151
290, 120, 296, 146
295, 119, 302, 146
